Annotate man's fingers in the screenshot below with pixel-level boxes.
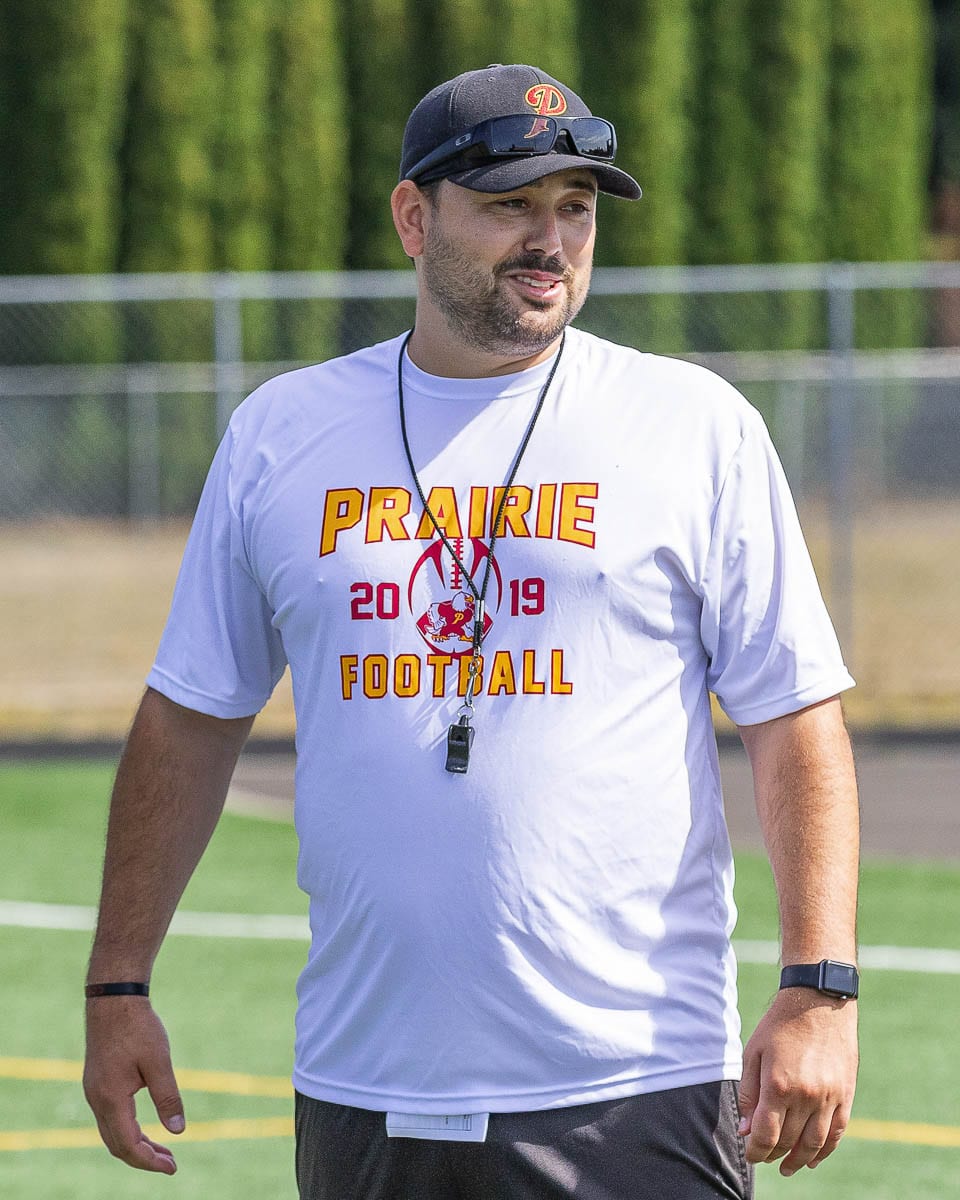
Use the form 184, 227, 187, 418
126, 1130, 178, 1175
147, 1071, 186, 1135
770, 1108, 830, 1175
743, 1100, 785, 1164
805, 1107, 850, 1169
92, 1100, 178, 1175
747, 1093, 847, 1174
736, 1050, 760, 1137
111, 1130, 178, 1175
743, 1069, 802, 1163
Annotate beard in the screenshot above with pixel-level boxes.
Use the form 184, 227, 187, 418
420, 224, 591, 358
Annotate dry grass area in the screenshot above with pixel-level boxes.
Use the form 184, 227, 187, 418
837, 499, 960, 728
0, 520, 294, 739
3, 502, 958, 740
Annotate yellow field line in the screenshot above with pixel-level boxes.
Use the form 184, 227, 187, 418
3, 1116, 959, 1155
0, 1117, 293, 1153
847, 1118, 960, 1149
2, 1060, 960, 1153
0, 1057, 290, 1097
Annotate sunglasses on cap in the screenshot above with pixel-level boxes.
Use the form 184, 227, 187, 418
404, 114, 618, 183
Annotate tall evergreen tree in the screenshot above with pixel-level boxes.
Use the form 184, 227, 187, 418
828, 0, 932, 349
117, 0, 216, 274
0, 0, 127, 276
344, 0, 418, 270
410, 0, 498, 97
755, 0, 829, 264
117, 0, 217, 512
268, 0, 348, 362
0, 2, 128, 513
828, 0, 931, 266
930, 0, 960, 342
577, 0, 691, 270
577, 0, 692, 352
271, 0, 347, 272
212, 0, 273, 272
489, 0, 579, 89
932, 0, 960, 193
753, 0, 831, 350
687, 0, 759, 268
416, 0, 579, 99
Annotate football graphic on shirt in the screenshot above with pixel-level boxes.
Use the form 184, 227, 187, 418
408, 537, 500, 656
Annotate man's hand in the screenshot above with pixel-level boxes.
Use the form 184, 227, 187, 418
738, 986, 858, 1176
83, 997, 185, 1174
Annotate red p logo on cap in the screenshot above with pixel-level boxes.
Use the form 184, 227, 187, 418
525, 84, 568, 117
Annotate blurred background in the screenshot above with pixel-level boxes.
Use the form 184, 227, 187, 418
0, 0, 957, 743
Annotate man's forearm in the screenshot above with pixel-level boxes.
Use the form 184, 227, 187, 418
739, 696, 859, 963
87, 687, 254, 981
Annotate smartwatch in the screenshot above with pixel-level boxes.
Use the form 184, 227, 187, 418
779, 959, 859, 1000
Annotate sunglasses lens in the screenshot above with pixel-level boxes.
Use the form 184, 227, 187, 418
487, 116, 558, 155
570, 119, 616, 159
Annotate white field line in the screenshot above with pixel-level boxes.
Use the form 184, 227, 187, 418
730, 939, 960, 975
0, 900, 309, 941
3, 901, 960, 975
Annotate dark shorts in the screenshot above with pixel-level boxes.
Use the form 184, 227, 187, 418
295, 1081, 753, 1199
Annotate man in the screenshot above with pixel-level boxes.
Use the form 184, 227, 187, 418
84, 64, 859, 1199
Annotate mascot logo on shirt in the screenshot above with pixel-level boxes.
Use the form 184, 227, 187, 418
525, 84, 568, 117
408, 537, 499, 657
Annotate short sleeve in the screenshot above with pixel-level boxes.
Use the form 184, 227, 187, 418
146, 427, 287, 717
700, 412, 854, 725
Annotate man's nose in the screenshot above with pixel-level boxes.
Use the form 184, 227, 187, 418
523, 210, 563, 257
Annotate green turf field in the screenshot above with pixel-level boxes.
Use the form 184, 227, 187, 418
2, 760, 958, 1198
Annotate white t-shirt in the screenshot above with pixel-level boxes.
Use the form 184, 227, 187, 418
148, 328, 854, 1114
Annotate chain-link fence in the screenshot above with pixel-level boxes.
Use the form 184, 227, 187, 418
3, 264, 959, 738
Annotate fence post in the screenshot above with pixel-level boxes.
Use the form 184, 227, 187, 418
213, 276, 244, 439
127, 368, 161, 522
775, 379, 809, 499
826, 262, 856, 663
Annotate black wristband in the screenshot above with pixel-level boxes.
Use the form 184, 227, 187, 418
85, 982, 150, 998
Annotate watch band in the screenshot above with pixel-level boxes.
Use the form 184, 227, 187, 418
85, 981, 150, 998
779, 959, 859, 999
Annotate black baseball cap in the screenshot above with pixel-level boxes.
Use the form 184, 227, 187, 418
400, 64, 642, 200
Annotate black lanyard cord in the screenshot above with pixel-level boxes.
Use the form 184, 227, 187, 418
397, 329, 565, 628
397, 331, 566, 762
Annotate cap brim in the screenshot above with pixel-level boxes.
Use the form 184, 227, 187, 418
444, 154, 642, 200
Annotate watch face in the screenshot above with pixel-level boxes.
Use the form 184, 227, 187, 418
822, 961, 859, 997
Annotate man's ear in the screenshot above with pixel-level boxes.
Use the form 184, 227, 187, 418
391, 180, 432, 258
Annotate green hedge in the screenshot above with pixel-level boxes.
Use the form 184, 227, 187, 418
0, 1, 127, 277
576, 0, 692, 352
117, 0, 216, 276
211, 0, 273, 273
0, 2, 938, 310
267, 0, 348, 361
829, 0, 932, 350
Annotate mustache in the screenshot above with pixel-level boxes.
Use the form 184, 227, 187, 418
496, 253, 571, 280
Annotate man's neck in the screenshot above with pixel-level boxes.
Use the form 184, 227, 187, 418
404, 323, 563, 379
